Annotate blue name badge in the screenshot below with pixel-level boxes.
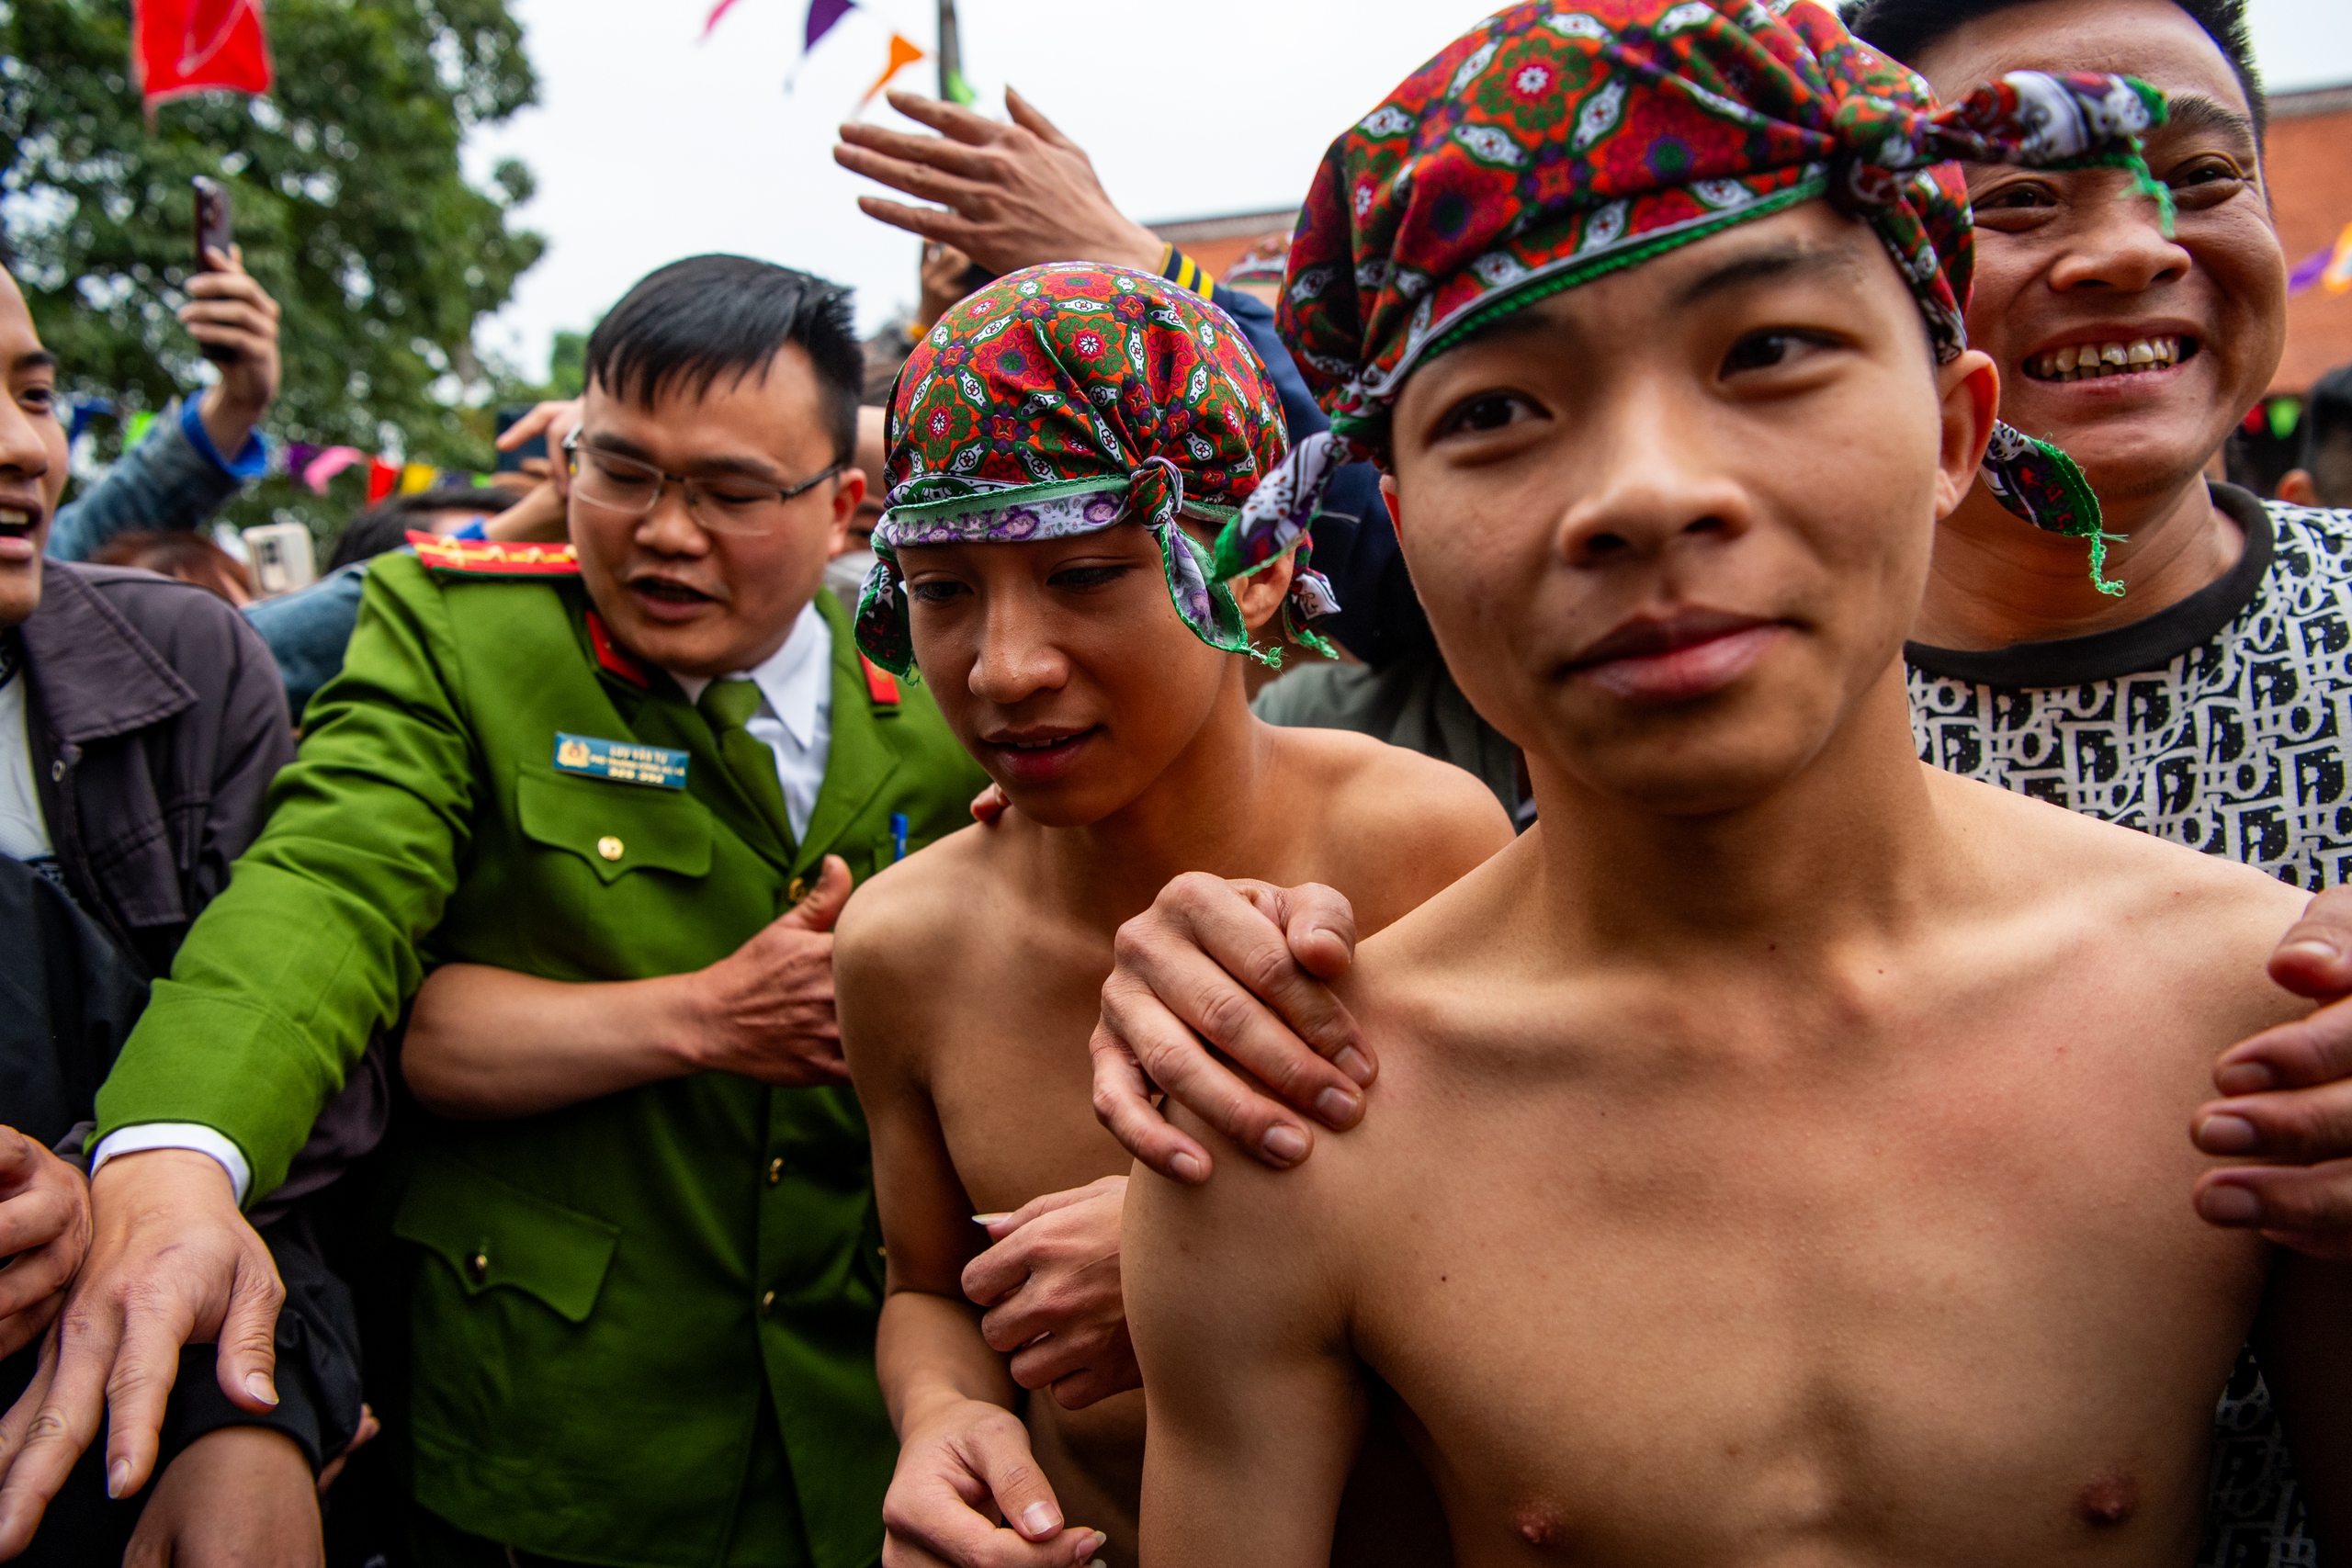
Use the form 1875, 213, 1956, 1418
552, 732, 690, 790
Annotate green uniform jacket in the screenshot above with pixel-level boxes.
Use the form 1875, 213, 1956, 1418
96, 546, 987, 1568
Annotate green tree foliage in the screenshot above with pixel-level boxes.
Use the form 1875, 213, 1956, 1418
0, 0, 544, 537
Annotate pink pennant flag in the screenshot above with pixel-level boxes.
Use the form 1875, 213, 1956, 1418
300, 445, 364, 494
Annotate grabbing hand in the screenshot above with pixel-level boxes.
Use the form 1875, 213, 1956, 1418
686, 856, 855, 1087
186, 245, 282, 457
2193, 886, 2352, 1257
0, 1149, 284, 1557
964, 1178, 1135, 1410
834, 88, 1165, 278
0, 1129, 89, 1361
882, 1394, 1107, 1568
1091, 874, 1372, 1184
123, 1426, 322, 1568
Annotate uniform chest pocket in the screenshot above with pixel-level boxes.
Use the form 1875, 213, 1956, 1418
516, 766, 713, 885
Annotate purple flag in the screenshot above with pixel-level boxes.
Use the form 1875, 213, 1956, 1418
806, 0, 855, 52
2290, 244, 2333, 297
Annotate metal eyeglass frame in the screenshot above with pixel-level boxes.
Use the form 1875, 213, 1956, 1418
562, 427, 842, 536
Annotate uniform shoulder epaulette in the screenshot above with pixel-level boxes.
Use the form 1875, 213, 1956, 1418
409, 531, 580, 576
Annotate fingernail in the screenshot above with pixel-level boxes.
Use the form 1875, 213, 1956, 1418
1170, 1151, 1206, 1183
2214, 1061, 2278, 1095
1333, 1045, 1374, 1086
2281, 938, 2342, 964
972, 1213, 1011, 1226
2198, 1184, 2263, 1224
1021, 1501, 1060, 1537
1314, 1086, 1361, 1125
244, 1371, 278, 1406
2197, 1114, 2260, 1154
1262, 1124, 1309, 1165
107, 1460, 130, 1498
1077, 1534, 1108, 1564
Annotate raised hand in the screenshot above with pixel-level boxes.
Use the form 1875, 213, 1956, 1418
834, 88, 1165, 279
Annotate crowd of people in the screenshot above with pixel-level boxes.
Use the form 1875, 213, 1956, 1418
6, 0, 2352, 1564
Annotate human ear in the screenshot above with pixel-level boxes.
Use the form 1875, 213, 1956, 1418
1378, 471, 1405, 536
1932, 348, 2000, 521
1230, 551, 1297, 637
826, 466, 865, 558
2278, 469, 2319, 508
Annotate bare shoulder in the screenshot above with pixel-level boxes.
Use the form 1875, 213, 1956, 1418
1261, 722, 1516, 928
1934, 769, 2311, 1031
1123, 1101, 1358, 1341
835, 821, 1015, 1064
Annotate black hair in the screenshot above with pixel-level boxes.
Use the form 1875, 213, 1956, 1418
583, 254, 861, 466
1845, 0, 2267, 144
327, 486, 515, 572
2301, 363, 2352, 504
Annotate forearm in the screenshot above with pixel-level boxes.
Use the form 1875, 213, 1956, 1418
877, 1286, 1023, 1436
401, 963, 707, 1119
48, 403, 243, 561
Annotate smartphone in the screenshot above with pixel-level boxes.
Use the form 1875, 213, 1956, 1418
494, 406, 548, 473
191, 176, 239, 365
241, 523, 317, 599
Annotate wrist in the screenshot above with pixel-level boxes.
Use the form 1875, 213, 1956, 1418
654, 968, 727, 1076
91, 1145, 240, 1204
197, 383, 266, 446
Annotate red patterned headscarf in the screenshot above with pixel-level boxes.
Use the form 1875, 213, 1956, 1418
855, 263, 1337, 677
1229, 0, 2171, 595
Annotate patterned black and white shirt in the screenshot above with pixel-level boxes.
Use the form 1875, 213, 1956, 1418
1908, 483, 2347, 1568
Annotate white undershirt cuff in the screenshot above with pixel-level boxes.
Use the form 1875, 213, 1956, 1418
88, 1123, 252, 1206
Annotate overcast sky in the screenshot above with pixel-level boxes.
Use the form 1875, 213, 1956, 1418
464, 0, 2352, 381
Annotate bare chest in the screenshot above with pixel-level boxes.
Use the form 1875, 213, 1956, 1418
922, 932, 1132, 1218
1346, 1001, 2267, 1566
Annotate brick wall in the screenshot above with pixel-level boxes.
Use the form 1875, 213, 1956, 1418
2265, 84, 2352, 394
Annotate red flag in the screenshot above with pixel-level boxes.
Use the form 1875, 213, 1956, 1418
367, 458, 401, 505
132, 0, 273, 108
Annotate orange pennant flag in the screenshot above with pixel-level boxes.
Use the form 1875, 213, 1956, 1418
857, 31, 926, 109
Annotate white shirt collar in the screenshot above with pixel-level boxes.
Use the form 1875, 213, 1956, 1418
667, 600, 831, 742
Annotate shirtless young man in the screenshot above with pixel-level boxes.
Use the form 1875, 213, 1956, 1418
1121, 6, 2352, 1564
832, 264, 1510, 1568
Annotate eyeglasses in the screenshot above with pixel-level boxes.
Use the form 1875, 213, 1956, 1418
563, 430, 842, 537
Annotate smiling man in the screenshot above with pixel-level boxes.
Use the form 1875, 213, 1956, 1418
0, 255, 985, 1566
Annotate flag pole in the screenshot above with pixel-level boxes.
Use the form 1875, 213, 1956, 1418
936, 0, 973, 104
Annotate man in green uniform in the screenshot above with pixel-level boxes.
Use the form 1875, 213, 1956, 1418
0, 254, 986, 1565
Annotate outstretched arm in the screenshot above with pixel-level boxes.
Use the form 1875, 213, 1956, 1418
1124, 1132, 1366, 1567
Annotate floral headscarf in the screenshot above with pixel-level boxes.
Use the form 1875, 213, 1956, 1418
854, 263, 1339, 677
1230, 0, 2172, 595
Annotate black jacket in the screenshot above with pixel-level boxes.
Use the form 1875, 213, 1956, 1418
4, 566, 366, 1560
20, 563, 294, 976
